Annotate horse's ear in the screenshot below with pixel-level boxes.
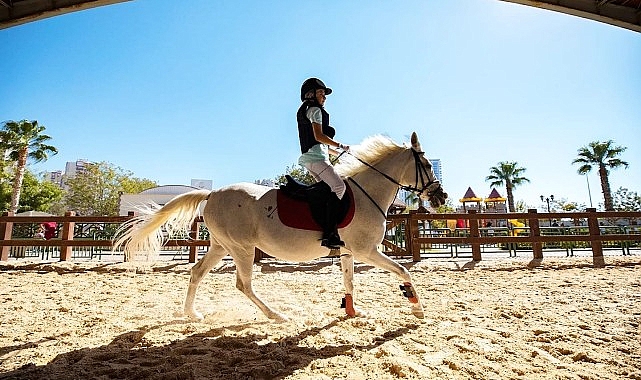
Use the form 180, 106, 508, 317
411, 132, 421, 150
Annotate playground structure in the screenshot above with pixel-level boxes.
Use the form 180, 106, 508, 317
453, 187, 509, 229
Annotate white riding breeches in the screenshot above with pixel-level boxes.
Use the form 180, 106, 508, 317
303, 161, 346, 200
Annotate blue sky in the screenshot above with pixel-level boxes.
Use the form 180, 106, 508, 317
2, 0, 639, 210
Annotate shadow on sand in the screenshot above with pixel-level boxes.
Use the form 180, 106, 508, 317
0, 319, 418, 380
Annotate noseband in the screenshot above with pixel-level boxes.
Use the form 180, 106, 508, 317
344, 148, 444, 218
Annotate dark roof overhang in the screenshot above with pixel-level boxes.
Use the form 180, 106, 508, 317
501, 0, 641, 33
1, 0, 130, 30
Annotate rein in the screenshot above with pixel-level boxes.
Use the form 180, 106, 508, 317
347, 177, 389, 218
340, 148, 441, 218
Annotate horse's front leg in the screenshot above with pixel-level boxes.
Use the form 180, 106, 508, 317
356, 248, 425, 319
339, 250, 366, 318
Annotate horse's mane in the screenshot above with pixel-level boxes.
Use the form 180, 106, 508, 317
335, 135, 404, 178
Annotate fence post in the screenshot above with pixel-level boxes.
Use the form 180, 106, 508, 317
410, 213, 421, 262
60, 211, 75, 261
1, 212, 14, 261
528, 209, 543, 260
403, 214, 412, 258
189, 219, 198, 263
586, 208, 604, 267
468, 210, 482, 261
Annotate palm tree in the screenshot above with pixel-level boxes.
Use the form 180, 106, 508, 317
0, 120, 58, 213
572, 140, 628, 211
486, 161, 530, 212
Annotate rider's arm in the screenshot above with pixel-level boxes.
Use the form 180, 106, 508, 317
312, 122, 341, 149
307, 107, 348, 150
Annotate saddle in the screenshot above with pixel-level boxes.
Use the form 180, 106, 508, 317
277, 175, 355, 231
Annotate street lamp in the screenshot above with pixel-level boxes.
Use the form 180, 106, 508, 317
540, 195, 554, 212
584, 174, 593, 208
540, 195, 554, 227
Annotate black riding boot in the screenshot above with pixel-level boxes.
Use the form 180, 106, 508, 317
320, 194, 345, 249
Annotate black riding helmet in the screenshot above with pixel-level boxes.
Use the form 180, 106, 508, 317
300, 78, 332, 101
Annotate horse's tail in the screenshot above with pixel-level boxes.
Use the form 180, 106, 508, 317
113, 189, 211, 261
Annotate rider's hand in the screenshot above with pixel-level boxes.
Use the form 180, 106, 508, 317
339, 143, 350, 152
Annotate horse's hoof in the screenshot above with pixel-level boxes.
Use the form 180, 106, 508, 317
411, 306, 425, 319
185, 310, 204, 321
354, 308, 368, 318
269, 312, 289, 323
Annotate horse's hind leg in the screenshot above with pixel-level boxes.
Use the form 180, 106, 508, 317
356, 248, 425, 319
233, 249, 289, 322
184, 243, 227, 320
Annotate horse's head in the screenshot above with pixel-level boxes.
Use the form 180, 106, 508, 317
335, 132, 448, 209
403, 132, 448, 208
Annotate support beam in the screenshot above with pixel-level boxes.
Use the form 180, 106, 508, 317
501, 0, 641, 33
0, 0, 130, 30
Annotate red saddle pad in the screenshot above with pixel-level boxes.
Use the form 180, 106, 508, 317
277, 185, 355, 231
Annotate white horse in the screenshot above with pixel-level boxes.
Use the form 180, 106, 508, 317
114, 132, 447, 321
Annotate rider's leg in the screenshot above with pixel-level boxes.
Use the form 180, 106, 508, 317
304, 161, 346, 199
304, 161, 346, 248
322, 193, 345, 248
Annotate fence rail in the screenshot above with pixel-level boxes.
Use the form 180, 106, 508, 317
2, 208, 640, 266
383, 208, 640, 266
0, 211, 209, 263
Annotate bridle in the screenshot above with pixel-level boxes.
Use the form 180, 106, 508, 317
339, 148, 443, 218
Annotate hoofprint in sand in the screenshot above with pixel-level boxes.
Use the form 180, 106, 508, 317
0, 256, 639, 380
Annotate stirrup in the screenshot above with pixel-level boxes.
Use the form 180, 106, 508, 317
321, 233, 345, 249
321, 240, 344, 249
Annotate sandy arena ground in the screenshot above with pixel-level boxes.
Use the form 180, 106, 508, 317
0, 255, 639, 380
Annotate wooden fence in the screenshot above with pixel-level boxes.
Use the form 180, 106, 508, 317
383, 208, 640, 266
0, 211, 209, 263
1, 209, 640, 266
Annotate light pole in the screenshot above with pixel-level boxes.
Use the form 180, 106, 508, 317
540, 195, 554, 212
540, 195, 554, 226
585, 174, 593, 208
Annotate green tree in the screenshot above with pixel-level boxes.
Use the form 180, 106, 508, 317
403, 191, 420, 210
1, 171, 63, 213
0, 180, 10, 211
612, 187, 641, 212
12, 171, 63, 213
572, 140, 628, 211
274, 164, 315, 186
514, 200, 529, 213
0, 120, 58, 213
485, 161, 530, 213
120, 176, 157, 194
0, 146, 11, 182
430, 199, 455, 228
551, 197, 586, 212
64, 161, 157, 216
434, 199, 455, 214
